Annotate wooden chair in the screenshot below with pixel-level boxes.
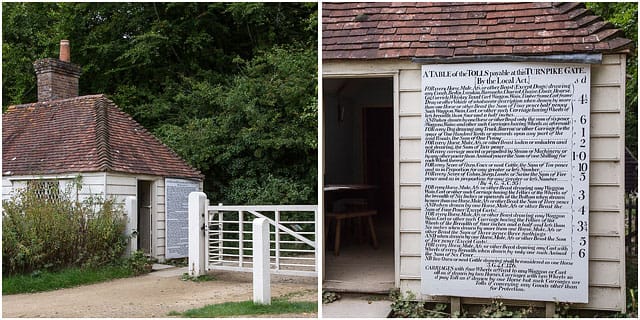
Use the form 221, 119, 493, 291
325, 209, 379, 256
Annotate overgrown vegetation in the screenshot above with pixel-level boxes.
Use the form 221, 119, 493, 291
322, 290, 341, 304
3, 264, 130, 295
126, 250, 155, 276
181, 273, 216, 282
389, 288, 638, 318
389, 290, 452, 318
389, 290, 543, 318
168, 298, 317, 317
2, 251, 154, 295
586, 2, 638, 157
2, 182, 127, 275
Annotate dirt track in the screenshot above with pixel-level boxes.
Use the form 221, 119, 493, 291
2, 267, 317, 318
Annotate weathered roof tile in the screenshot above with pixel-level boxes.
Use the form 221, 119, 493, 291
3, 95, 203, 179
323, 2, 633, 60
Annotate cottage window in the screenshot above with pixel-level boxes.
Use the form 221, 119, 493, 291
27, 180, 61, 202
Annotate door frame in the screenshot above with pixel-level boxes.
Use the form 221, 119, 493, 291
321, 72, 400, 286
136, 179, 154, 256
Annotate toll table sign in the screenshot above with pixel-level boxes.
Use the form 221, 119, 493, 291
421, 62, 590, 303
165, 178, 200, 259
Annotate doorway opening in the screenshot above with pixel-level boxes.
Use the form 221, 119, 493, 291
323, 77, 395, 293
137, 180, 152, 254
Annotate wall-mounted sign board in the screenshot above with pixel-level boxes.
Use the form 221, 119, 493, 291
421, 62, 590, 303
165, 178, 200, 259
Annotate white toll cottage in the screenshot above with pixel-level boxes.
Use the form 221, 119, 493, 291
322, 2, 632, 313
2, 40, 203, 262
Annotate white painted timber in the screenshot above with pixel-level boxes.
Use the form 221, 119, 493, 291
399, 139, 422, 161
399, 91, 423, 114
125, 196, 138, 255
400, 185, 421, 208
400, 54, 624, 311
591, 137, 621, 161
188, 191, 207, 277
399, 116, 421, 137
591, 113, 622, 136
590, 162, 621, 185
592, 63, 622, 85
590, 186, 623, 210
326, 54, 626, 311
400, 209, 421, 230
590, 211, 622, 235
2, 177, 13, 201
400, 163, 421, 184
591, 86, 622, 112
399, 69, 422, 90
253, 218, 271, 305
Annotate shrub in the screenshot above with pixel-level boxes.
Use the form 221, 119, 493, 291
126, 250, 153, 275
2, 183, 127, 275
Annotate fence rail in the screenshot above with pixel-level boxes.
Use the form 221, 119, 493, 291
205, 204, 318, 277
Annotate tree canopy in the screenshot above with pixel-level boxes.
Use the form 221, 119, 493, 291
2, 2, 318, 204
587, 2, 638, 157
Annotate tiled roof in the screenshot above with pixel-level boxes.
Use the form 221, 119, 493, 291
2, 95, 203, 180
323, 2, 633, 60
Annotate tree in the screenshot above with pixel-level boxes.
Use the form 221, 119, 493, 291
587, 2, 638, 157
2, 2, 318, 204
154, 45, 317, 204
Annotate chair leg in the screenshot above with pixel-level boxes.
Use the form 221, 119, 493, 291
334, 218, 342, 256
367, 215, 378, 249
324, 217, 329, 250
357, 217, 364, 244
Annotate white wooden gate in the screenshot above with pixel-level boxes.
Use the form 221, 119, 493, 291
205, 204, 318, 277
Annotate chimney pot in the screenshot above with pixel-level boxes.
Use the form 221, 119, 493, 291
33, 39, 81, 102
59, 40, 70, 62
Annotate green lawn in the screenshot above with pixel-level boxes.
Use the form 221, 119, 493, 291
168, 299, 317, 318
2, 265, 134, 295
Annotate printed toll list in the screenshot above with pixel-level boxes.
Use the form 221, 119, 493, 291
421, 62, 590, 303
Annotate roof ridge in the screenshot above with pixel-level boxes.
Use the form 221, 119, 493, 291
6, 94, 108, 112
3, 94, 202, 180
93, 96, 113, 171
105, 101, 204, 179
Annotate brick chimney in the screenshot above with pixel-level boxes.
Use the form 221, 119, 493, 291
33, 40, 82, 102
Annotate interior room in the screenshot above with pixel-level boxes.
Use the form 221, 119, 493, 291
323, 77, 395, 293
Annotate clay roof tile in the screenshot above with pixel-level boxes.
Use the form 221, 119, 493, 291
323, 2, 633, 60
2, 95, 203, 180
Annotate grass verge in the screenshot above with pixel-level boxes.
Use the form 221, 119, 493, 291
168, 299, 317, 317
2, 265, 134, 295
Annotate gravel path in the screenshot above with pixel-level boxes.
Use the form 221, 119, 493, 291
2, 267, 318, 318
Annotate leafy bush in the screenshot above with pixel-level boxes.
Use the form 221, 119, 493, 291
125, 250, 153, 276
389, 289, 450, 318
322, 291, 341, 304
477, 300, 534, 318
2, 183, 127, 275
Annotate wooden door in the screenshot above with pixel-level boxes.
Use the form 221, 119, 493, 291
137, 180, 152, 254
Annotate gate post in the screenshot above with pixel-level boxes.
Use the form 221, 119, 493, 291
188, 192, 207, 277
253, 218, 271, 304
124, 196, 138, 256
